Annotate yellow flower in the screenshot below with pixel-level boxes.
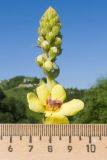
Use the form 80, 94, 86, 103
27, 84, 84, 124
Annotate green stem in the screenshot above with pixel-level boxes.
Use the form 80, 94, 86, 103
47, 76, 56, 90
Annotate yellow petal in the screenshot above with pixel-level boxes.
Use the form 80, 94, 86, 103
51, 84, 66, 102
27, 92, 44, 113
36, 84, 51, 105
58, 99, 84, 116
44, 115, 69, 124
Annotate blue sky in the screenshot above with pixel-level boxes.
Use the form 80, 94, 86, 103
0, 0, 107, 89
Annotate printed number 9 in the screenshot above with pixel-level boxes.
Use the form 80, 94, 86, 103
68, 145, 72, 152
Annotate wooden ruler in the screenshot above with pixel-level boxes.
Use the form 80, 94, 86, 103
0, 124, 107, 160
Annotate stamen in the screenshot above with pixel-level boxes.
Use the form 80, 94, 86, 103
47, 98, 63, 111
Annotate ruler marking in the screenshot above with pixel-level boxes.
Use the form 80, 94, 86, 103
0, 125, 3, 140
33, 125, 35, 136
69, 135, 71, 143
49, 135, 52, 143
99, 135, 102, 140
20, 135, 22, 140
77, 124, 79, 136
46, 125, 47, 136
59, 135, 62, 140
104, 124, 106, 136
89, 135, 92, 143
61, 125, 63, 136
3, 124, 4, 136
42, 125, 43, 136
79, 135, 82, 141
10, 135, 12, 143
105, 126, 107, 136
93, 124, 95, 136
29, 135, 32, 143
0, 135, 3, 140
4, 124, 6, 136
39, 135, 42, 141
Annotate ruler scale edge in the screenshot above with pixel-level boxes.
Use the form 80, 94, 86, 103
0, 124, 107, 136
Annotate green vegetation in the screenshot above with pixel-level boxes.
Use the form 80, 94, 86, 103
0, 76, 107, 123
0, 76, 44, 123
73, 79, 107, 123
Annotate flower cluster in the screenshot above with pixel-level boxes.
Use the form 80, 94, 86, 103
27, 7, 84, 124
36, 7, 62, 80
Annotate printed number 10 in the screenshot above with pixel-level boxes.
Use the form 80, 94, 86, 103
86, 144, 96, 153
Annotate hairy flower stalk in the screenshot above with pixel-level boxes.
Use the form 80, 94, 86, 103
27, 7, 84, 124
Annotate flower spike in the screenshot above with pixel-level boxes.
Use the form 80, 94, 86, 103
27, 7, 84, 124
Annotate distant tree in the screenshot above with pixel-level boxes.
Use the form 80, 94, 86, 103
13, 100, 26, 122
2, 76, 25, 89
65, 88, 85, 102
73, 78, 107, 123
0, 96, 27, 123
0, 112, 14, 123
0, 88, 5, 100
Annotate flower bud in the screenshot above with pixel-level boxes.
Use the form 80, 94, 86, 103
52, 26, 60, 36
37, 36, 44, 44
57, 23, 62, 29
41, 40, 50, 51
54, 37, 62, 46
36, 55, 44, 66
49, 47, 58, 59
52, 67, 60, 78
50, 18, 56, 26
46, 24, 52, 32
38, 28, 47, 36
50, 47, 58, 54
54, 16, 59, 22
49, 64, 60, 79
46, 32, 55, 43
43, 60, 53, 71
44, 7, 57, 20
40, 20, 45, 28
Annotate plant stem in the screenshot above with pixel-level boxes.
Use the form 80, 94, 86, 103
47, 76, 56, 90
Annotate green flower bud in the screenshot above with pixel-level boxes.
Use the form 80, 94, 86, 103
52, 66, 60, 78
46, 24, 52, 32
40, 20, 45, 28
37, 36, 44, 44
49, 15, 59, 26
36, 55, 44, 66
41, 40, 50, 51
43, 60, 53, 71
52, 26, 60, 36
38, 27, 47, 36
36, 54, 48, 66
46, 32, 55, 43
50, 47, 58, 54
54, 16, 59, 23
49, 47, 58, 59
54, 37, 62, 46
48, 65, 60, 79
44, 7, 57, 20
57, 23, 62, 29
50, 18, 57, 26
